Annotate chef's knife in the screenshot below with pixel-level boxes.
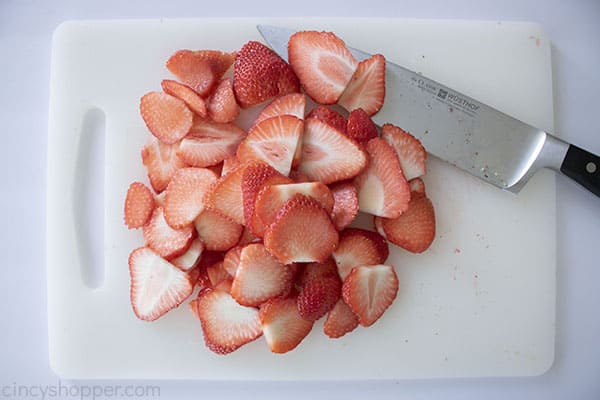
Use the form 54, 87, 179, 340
258, 25, 600, 197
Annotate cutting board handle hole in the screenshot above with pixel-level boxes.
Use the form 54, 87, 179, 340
73, 108, 106, 289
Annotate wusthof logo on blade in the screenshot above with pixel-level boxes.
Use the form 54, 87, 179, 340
437, 89, 448, 100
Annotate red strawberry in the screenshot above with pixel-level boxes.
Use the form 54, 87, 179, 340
297, 275, 342, 321
294, 258, 339, 291
288, 31, 358, 104
129, 247, 196, 321
140, 91, 193, 144
166, 49, 235, 97
354, 138, 410, 218
194, 208, 243, 252
324, 299, 359, 338
190, 289, 262, 355
259, 296, 314, 354
237, 115, 304, 176
254, 93, 306, 126
298, 118, 367, 184
223, 245, 244, 277
163, 167, 218, 228
177, 118, 246, 168
221, 155, 241, 176
161, 79, 208, 118
264, 194, 339, 264
346, 108, 378, 145
207, 78, 239, 123
124, 182, 156, 229
381, 124, 427, 180
408, 177, 426, 195
332, 228, 389, 281
204, 163, 247, 225
329, 181, 359, 231
338, 54, 386, 116
306, 106, 347, 134
141, 136, 187, 193
231, 243, 295, 307
143, 207, 196, 259
206, 261, 233, 287
233, 41, 300, 108
171, 238, 204, 271
342, 264, 399, 327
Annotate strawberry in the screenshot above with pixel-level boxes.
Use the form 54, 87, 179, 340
204, 163, 247, 225
294, 258, 339, 291
338, 54, 386, 116
161, 79, 208, 118
324, 299, 359, 338
237, 115, 304, 176
177, 118, 246, 168
163, 167, 218, 228
332, 228, 389, 281
354, 138, 410, 218
408, 177, 426, 195
254, 93, 306, 126
233, 41, 300, 108
194, 208, 243, 252
230, 243, 295, 307
207, 78, 239, 123
140, 91, 193, 144
259, 296, 314, 354
141, 136, 187, 193
381, 124, 427, 180
264, 194, 339, 264
346, 108, 378, 145
166, 49, 235, 97
190, 289, 262, 355
342, 264, 399, 327
143, 207, 196, 259
288, 31, 358, 104
306, 106, 347, 134
298, 118, 367, 184
206, 261, 233, 287
297, 275, 342, 321
221, 155, 241, 176
379, 192, 436, 253
223, 245, 244, 277
124, 182, 155, 229
171, 238, 204, 271
129, 247, 196, 321
329, 181, 359, 231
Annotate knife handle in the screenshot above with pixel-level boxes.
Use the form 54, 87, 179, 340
560, 145, 600, 197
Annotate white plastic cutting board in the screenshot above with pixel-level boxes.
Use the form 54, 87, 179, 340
46, 18, 557, 379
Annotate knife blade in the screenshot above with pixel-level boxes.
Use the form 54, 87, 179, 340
257, 25, 600, 197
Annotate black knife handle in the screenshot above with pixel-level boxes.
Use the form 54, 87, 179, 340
560, 145, 600, 197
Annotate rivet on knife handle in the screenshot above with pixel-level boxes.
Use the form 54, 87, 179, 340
560, 145, 600, 197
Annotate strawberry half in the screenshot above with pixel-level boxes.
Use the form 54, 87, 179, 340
324, 299, 359, 338
254, 93, 306, 126
288, 31, 358, 104
141, 136, 187, 193
329, 181, 359, 231
259, 296, 314, 354
342, 264, 399, 327
297, 274, 342, 321
143, 207, 196, 259
408, 177, 426, 195
166, 49, 235, 97
171, 238, 204, 271
332, 228, 389, 281
207, 78, 240, 123
346, 108, 379, 145
140, 91, 193, 144
194, 208, 243, 252
306, 106, 347, 134
124, 182, 156, 229
338, 54, 386, 116
381, 123, 427, 180
161, 79, 208, 118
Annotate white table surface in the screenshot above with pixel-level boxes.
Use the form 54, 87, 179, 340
1, 0, 599, 399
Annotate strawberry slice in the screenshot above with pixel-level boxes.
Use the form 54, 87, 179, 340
298, 118, 367, 184
143, 207, 196, 259
166, 49, 235, 97
254, 93, 306, 126
190, 289, 262, 355
231, 243, 295, 307
161, 79, 208, 118
332, 228, 389, 281
140, 91, 193, 144
297, 274, 342, 321
223, 245, 244, 277
204, 163, 247, 225
288, 31, 358, 104
346, 108, 379, 145
124, 182, 156, 229
221, 155, 241, 176
233, 41, 300, 108
141, 136, 187, 193
206, 260, 233, 288
338, 54, 386, 116
259, 296, 314, 354
324, 299, 359, 338
264, 194, 339, 264
171, 238, 204, 271
177, 118, 246, 168
408, 177, 426, 195
129, 247, 196, 321
354, 138, 410, 218
237, 115, 304, 177
381, 124, 427, 180
342, 264, 399, 327
306, 106, 347, 134
329, 181, 359, 231
163, 167, 217, 229
207, 78, 239, 123
294, 258, 339, 291
194, 208, 243, 252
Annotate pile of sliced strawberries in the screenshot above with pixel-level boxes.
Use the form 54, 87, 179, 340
124, 30, 436, 355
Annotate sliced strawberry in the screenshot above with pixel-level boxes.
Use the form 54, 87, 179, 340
230, 243, 295, 307
204, 163, 247, 225
194, 208, 243, 252
163, 167, 217, 228
206, 261, 232, 287
129, 247, 196, 321
294, 258, 339, 291
346, 108, 378, 145
177, 118, 246, 168
306, 106, 347, 134
380, 192, 436, 253
233, 41, 299, 108
259, 296, 314, 354
124, 182, 155, 229
237, 226, 259, 246
329, 181, 359, 231
140, 91, 193, 144
171, 238, 204, 271
342, 264, 399, 327
207, 78, 239, 123
324, 299, 359, 338
408, 177, 426, 195
223, 245, 244, 277
143, 207, 195, 259
237, 115, 304, 177
288, 31, 358, 104
297, 275, 342, 321
254, 93, 306, 126
166, 49, 235, 97
221, 155, 241, 176
338, 54, 386, 116
161, 79, 208, 118
190, 289, 262, 355
354, 138, 410, 218
332, 228, 389, 281
264, 194, 339, 264
298, 118, 367, 184
381, 124, 427, 180
141, 136, 187, 193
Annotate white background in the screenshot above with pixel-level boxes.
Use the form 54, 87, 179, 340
1, 0, 599, 399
